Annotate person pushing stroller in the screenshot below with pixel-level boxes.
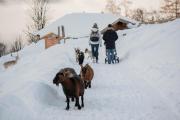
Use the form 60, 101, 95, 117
103, 24, 119, 64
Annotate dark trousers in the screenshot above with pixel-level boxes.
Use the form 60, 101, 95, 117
91, 44, 99, 61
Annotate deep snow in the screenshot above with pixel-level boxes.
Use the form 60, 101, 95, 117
0, 13, 180, 120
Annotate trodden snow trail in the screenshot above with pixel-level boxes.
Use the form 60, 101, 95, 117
88, 62, 180, 120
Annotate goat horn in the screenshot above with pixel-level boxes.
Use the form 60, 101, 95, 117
65, 71, 74, 78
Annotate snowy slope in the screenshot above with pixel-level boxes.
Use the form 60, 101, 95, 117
35, 13, 138, 38
0, 13, 180, 120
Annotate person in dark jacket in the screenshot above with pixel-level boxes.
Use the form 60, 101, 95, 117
103, 24, 118, 64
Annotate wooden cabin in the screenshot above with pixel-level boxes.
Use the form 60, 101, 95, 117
101, 18, 137, 34
41, 32, 61, 49
37, 26, 65, 49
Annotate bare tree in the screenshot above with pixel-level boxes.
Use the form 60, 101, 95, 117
131, 8, 146, 23
105, 0, 121, 15
26, 0, 49, 43
152, 11, 163, 23
0, 42, 6, 57
161, 0, 180, 20
142, 10, 161, 24
11, 36, 23, 53
121, 0, 132, 17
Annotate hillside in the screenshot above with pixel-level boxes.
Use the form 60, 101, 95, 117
35, 13, 138, 38
0, 13, 180, 120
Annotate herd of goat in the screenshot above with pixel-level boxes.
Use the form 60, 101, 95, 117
3, 48, 94, 110
53, 48, 94, 110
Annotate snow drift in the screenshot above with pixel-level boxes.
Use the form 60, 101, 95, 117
0, 13, 180, 120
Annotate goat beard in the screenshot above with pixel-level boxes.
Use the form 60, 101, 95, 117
55, 83, 59, 86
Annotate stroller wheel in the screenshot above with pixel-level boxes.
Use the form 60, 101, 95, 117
105, 58, 108, 64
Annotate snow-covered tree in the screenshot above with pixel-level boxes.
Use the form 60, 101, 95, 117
161, 0, 180, 19
11, 36, 23, 53
131, 8, 145, 23
105, 0, 132, 17
121, 0, 132, 17
105, 0, 121, 15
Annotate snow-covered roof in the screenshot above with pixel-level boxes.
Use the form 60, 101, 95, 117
112, 16, 138, 25
101, 15, 139, 34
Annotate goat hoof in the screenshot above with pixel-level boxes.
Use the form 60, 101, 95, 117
78, 106, 81, 110
81, 104, 84, 107
66, 107, 70, 110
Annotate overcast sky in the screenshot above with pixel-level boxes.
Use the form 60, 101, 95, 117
0, 0, 162, 43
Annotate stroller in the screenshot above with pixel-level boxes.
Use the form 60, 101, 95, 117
105, 47, 119, 64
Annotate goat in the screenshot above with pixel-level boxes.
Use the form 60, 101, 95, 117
75, 48, 80, 63
80, 64, 94, 89
3, 54, 19, 69
84, 48, 92, 59
53, 68, 85, 110
75, 48, 84, 68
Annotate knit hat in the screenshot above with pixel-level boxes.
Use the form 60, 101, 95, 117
91, 23, 98, 32
93, 23, 98, 28
108, 24, 112, 27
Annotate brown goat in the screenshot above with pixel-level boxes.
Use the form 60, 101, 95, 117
80, 64, 94, 89
3, 54, 19, 69
53, 68, 85, 110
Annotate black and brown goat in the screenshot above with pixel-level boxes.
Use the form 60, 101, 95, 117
53, 68, 85, 110
80, 64, 94, 89
75, 48, 84, 68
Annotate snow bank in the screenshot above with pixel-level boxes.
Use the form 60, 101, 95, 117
118, 19, 180, 116
0, 95, 35, 120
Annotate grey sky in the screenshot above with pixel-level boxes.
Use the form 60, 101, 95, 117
0, 0, 5, 3
0, 0, 63, 3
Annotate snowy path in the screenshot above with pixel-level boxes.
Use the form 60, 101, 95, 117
81, 63, 179, 120
30, 62, 180, 120
0, 39, 180, 120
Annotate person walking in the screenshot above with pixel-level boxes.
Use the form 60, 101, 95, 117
89, 23, 102, 63
103, 24, 118, 64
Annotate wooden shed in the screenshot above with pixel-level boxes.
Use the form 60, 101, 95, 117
101, 17, 137, 34
37, 26, 65, 49
41, 33, 61, 49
